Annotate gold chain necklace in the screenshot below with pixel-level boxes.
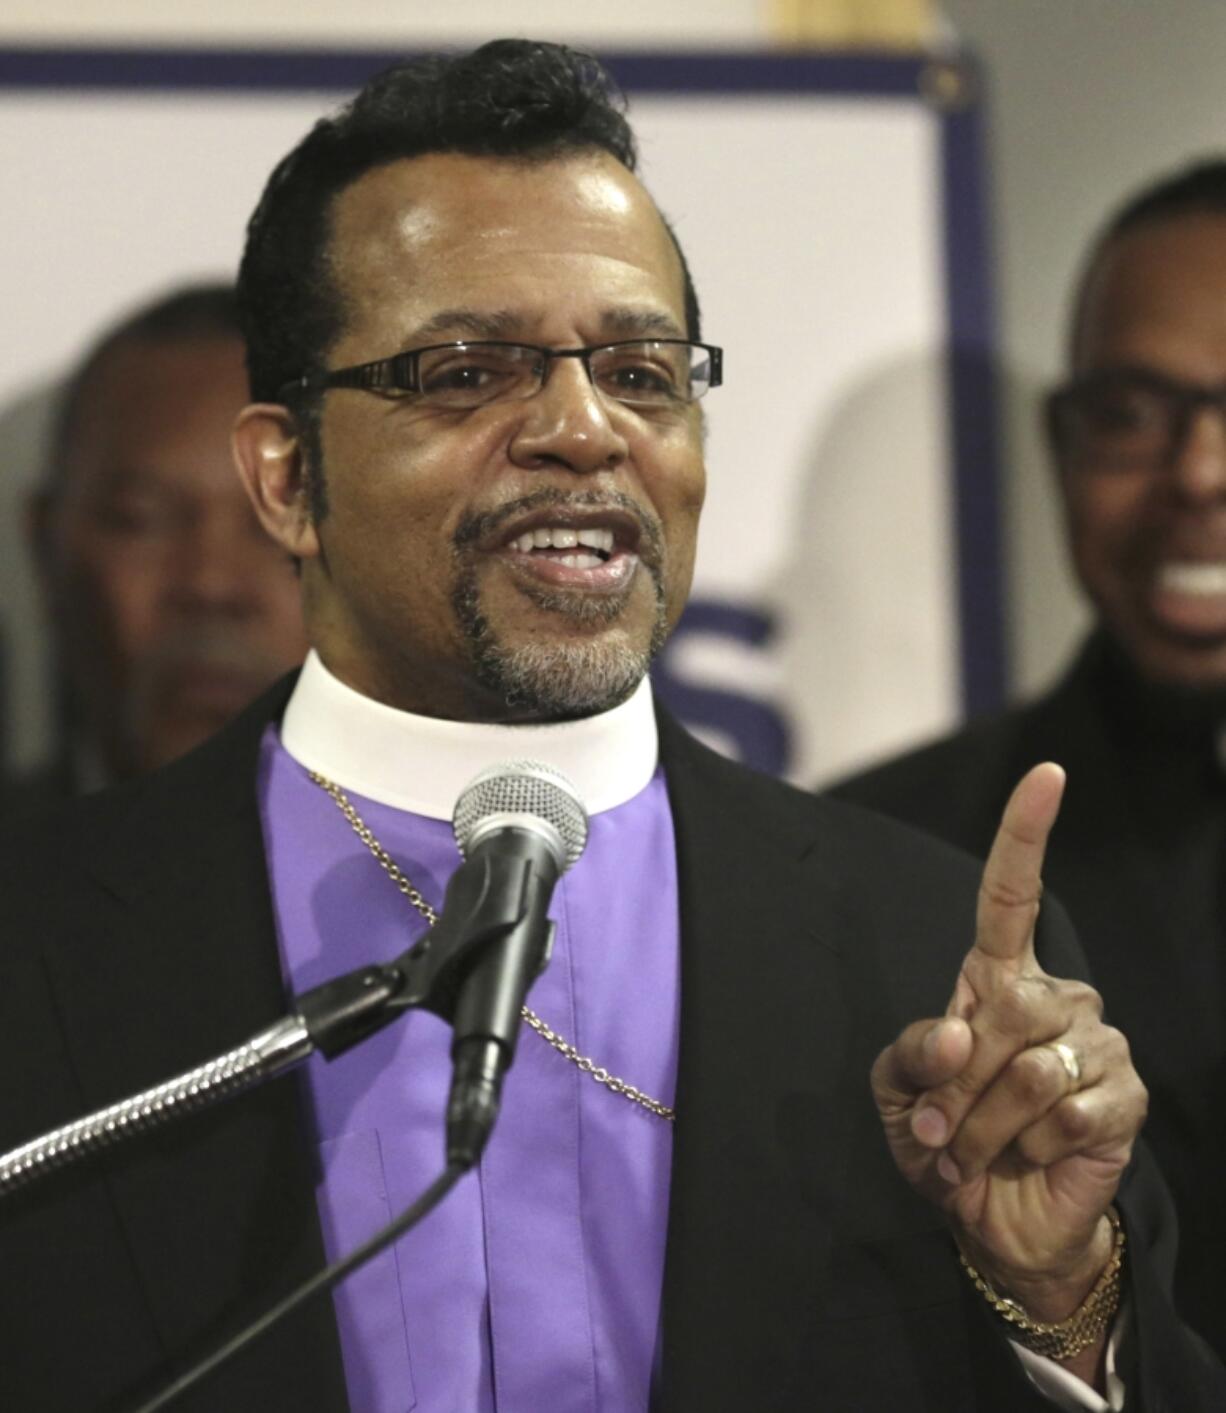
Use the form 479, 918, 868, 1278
308, 770, 676, 1123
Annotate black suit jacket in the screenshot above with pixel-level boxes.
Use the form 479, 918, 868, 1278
830, 633, 1226, 1362
0, 678, 1220, 1411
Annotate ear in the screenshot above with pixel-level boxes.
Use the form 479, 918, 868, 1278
232, 403, 321, 560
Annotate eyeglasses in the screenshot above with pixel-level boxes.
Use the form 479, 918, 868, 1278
282, 338, 723, 410
1047, 369, 1226, 469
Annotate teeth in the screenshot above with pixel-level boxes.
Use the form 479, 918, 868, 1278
1159, 562, 1226, 596
559, 552, 603, 568
510, 525, 615, 554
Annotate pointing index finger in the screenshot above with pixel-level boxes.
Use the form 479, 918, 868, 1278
974, 762, 1066, 965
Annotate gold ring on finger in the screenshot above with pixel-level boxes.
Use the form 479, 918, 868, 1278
1046, 1040, 1082, 1090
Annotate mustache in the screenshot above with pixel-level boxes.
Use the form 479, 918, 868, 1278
452, 487, 665, 570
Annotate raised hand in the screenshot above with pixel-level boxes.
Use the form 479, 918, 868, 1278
871, 763, 1146, 1335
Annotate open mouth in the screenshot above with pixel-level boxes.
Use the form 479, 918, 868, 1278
507, 524, 616, 569
488, 503, 649, 595
1148, 559, 1226, 638
1158, 561, 1226, 597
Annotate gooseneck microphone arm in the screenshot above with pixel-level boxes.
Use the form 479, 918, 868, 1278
0, 1012, 318, 1198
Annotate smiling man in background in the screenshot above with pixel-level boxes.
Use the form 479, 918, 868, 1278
6, 284, 308, 808
834, 160, 1226, 1359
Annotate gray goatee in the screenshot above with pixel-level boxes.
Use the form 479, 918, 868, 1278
451, 489, 668, 721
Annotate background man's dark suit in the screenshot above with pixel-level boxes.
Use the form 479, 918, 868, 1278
831, 630, 1226, 1358
1, 678, 1222, 1411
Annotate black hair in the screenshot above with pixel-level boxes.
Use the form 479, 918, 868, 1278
1068, 157, 1226, 364
1100, 157, 1226, 239
45, 281, 240, 496
237, 38, 701, 424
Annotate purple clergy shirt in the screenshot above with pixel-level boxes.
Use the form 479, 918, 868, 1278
258, 726, 681, 1411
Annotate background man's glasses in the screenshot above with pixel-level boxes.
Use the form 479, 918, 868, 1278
283, 338, 723, 410
1048, 368, 1226, 469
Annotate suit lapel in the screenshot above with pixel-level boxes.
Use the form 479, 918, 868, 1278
43, 681, 350, 1408
655, 710, 855, 1401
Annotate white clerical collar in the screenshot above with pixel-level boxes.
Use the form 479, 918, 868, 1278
280, 649, 658, 820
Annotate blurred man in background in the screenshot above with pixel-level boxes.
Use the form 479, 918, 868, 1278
832, 159, 1226, 1356
5, 284, 308, 808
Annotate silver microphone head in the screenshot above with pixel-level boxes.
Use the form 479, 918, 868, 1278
452, 760, 589, 872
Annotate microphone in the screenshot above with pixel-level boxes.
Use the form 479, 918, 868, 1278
443, 761, 588, 1167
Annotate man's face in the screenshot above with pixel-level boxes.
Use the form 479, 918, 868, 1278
1055, 213, 1226, 688
289, 150, 706, 722
38, 335, 308, 777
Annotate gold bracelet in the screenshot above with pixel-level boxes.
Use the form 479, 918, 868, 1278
958, 1207, 1125, 1361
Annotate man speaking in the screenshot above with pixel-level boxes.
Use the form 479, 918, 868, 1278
0, 41, 1220, 1412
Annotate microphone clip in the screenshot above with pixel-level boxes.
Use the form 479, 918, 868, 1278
297, 846, 554, 1061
